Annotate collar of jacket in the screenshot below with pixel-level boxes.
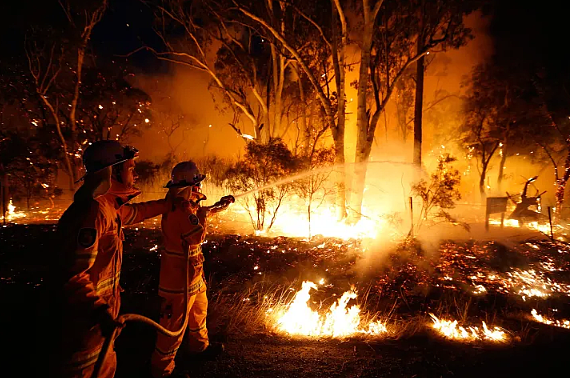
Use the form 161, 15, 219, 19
105, 179, 142, 209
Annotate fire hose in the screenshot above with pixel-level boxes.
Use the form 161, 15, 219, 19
90, 196, 235, 378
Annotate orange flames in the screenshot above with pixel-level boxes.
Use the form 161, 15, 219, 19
429, 314, 508, 342
267, 281, 388, 338
1, 200, 27, 222
530, 309, 570, 330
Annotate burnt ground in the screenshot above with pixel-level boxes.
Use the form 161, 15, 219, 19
1, 224, 570, 378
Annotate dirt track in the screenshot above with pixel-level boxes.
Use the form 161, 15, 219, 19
1, 224, 570, 378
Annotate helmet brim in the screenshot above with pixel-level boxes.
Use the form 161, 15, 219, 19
164, 174, 206, 188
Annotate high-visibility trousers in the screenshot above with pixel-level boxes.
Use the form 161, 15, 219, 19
151, 285, 209, 378
50, 326, 117, 378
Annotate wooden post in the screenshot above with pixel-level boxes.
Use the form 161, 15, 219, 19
409, 197, 414, 237
500, 212, 505, 228
1, 181, 4, 225
548, 206, 554, 240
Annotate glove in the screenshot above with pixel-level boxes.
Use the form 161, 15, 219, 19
219, 195, 235, 207
94, 305, 124, 338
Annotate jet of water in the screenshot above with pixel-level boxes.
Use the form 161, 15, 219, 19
233, 160, 421, 198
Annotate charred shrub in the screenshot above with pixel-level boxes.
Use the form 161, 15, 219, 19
411, 154, 467, 232
224, 138, 297, 232
293, 148, 335, 237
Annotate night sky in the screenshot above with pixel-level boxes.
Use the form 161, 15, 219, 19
1, 0, 567, 77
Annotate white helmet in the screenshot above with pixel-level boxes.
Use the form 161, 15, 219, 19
165, 161, 206, 188
78, 140, 139, 181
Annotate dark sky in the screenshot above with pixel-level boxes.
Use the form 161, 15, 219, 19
0, 0, 162, 72
490, 0, 569, 68
0, 0, 567, 76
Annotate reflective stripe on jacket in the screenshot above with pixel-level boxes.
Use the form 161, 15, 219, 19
158, 201, 207, 296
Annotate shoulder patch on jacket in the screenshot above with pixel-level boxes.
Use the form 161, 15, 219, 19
188, 214, 200, 226
77, 228, 97, 248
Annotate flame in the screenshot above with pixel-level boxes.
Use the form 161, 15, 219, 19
249, 202, 383, 239
269, 281, 388, 338
429, 314, 508, 342
2, 200, 27, 222
490, 218, 553, 234
531, 309, 570, 329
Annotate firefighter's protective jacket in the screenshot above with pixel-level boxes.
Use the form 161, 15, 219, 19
52, 182, 169, 375
158, 200, 207, 297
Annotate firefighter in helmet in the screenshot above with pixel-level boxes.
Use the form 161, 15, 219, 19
51, 140, 171, 378
150, 161, 234, 378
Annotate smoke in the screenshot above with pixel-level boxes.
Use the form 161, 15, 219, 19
129, 66, 245, 163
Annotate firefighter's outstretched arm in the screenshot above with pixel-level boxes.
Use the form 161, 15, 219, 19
119, 198, 170, 225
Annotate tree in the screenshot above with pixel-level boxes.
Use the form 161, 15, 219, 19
490, 0, 570, 216
412, 0, 473, 167
461, 62, 552, 200
224, 138, 297, 231
235, 0, 350, 219
351, 0, 473, 220
78, 67, 152, 143
24, 0, 109, 188
460, 65, 502, 201
293, 147, 336, 238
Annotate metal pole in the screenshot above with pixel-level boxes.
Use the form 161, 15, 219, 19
548, 206, 554, 240
409, 197, 414, 237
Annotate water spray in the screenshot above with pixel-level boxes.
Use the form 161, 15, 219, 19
233, 160, 423, 199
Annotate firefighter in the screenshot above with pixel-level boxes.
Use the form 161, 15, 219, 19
51, 140, 171, 378
150, 161, 234, 378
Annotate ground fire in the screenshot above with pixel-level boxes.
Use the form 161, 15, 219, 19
267, 281, 389, 338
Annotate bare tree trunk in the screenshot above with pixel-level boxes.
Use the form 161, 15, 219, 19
413, 53, 425, 167
50, 101, 76, 189
292, 64, 308, 153
69, 46, 84, 147
497, 142, 508, 189
351, 19, 375, 221
331, 0, 348, 219
479, 162, 488, 201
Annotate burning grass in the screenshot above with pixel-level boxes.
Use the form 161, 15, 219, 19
201, 232, 570, 344
530, 309, 570, 330
4, 221, 570, 348
429, 313, 509, 342
267, 281, 390, 338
